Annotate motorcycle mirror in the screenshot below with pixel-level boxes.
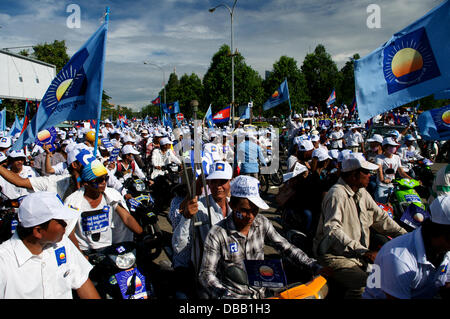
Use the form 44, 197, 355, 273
224, 265, 249, 286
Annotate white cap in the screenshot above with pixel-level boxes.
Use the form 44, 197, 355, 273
338, 149, 352, 163
293, 114, 300, 119
311, 134, 320, 142
329, 149, 340, 160
121, 144, 140, 155
18, 192, 79, 228
341, 153, 379, 173
297, 139, 314, 152
429, 195, 450, 225
0, 137, 12, 148
206, 161, 233, 180
230, 175, 269, 210
6, 149, 26, 158
159, 137, 172, 146
382, 137, 400, 146
367, 134, 383, 144
122, 135, 136, 143
312, 148, 332, 161
283, 162, 308, 183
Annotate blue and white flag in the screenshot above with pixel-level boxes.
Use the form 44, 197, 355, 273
163, 101, 180, 114
205, 104, 213, 128
239, 102, 252, 120
12, 18, 108, 150
7, 115, 24, 137
263, 79, 290, 111
417, 104, 450, 141
326, 89, 336, 106
355, 1, 450, 124
0, 108, 6, 132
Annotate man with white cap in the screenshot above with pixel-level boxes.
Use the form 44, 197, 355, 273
313, 153, 407, 298
236, 131, 267, 179
172, 161, 233, 298
288, 139, 314, 171
397, 134, 423, 177
374, 137, 412, 204
0, 136, 12, 154
199, 175, 328, 299
345, 125, 365, 153
5, 149, 39, 197
150, 137, 182, 180
0, 192, 100, 299
363, 195, 450, 299
115, 144, 145, 181
365, 134, 383, 164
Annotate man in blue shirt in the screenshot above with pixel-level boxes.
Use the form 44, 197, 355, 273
236, 131, 266, 179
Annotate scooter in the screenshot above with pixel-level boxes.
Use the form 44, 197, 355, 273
0, 189, 24, 244
86, 242, 155, 299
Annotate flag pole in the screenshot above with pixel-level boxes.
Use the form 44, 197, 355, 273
285, 77, 292, 116
93, 7, 109, 157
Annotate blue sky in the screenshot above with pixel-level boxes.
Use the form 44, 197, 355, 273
0, 0, 444, 110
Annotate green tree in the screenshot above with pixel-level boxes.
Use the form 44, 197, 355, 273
31, 40, 70, 73
301, 44, 339, 111
336, 53, 360, 107
203, 44, 264, 117
262, 56, 309, 117
159, 72, 180, 105
177, 73, 204, 119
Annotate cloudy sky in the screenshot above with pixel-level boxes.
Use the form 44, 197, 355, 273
0, 0, 443, 111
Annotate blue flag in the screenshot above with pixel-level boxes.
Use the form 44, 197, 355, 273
11, 19, 108, 150
205, 104, 213, 128
355, 1, 450, 124
417, 104, 450, 141
434, 89, 450, 100
0, 108, 6, 132
163, 101, 180, 114
263, 79, 290, 111
239, 102, 251, 120
8, 115, 24, 137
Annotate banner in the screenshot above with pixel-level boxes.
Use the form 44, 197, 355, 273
355, 1, 450, 124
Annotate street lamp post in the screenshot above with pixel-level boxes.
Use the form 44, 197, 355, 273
209, 0, 238, 128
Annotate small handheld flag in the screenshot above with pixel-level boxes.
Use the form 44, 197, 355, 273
205, 104, 213, 128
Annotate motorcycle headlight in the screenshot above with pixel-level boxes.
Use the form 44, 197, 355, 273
110, 252, 136, 269
134, 180, 146, 192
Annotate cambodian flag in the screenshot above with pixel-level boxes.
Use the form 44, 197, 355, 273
326, 89, 336, 106
213, 106, 231, 123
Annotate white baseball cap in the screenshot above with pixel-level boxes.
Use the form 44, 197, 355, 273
341, 153, 379, 173
429, 195, 450, 225
311, 134, 320, 142
382, 137, 400, 146
283, 162, 308, 183
367, 134, 383, 144
329, 149, 340, 160
122, 135, 136, 143
206, 161, 233, 180
312, 148, 332, 162
0, 137, 12, 148
297, 139, 314, 152
230, 175, 269, 210
121, 144, 140, 155
7, 149, 26, 158
18, 192, 79, 228
159, 137, 173, 146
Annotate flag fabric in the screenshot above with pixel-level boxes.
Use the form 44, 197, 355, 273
205, 104, 213, 128
263, 79, 290, 111
355, 1, 450, 124
239, 102, 252, 120
11, 19, 108, 151
417, 104, 450, 141
163, 113, 173, 128
0, 108, 6, 132
152, 96, 161, 105
213, 106, 231, 123
434, 89, 450, 100
349, 98, 357, 116
8, 115, 24, 137
163, 101, 180, 114
326, 89, 336, 106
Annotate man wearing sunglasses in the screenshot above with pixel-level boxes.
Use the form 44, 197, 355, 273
64, 159, 143, 253
313, 153, 407, 299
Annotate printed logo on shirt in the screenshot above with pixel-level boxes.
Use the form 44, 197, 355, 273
229, 242, 238, 254
55, 246, 67, 266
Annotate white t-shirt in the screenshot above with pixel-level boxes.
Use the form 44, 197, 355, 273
0, 233, 92, 299
375, 154, 402, 187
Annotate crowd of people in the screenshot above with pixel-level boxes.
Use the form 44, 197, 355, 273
0, 105, 448, 300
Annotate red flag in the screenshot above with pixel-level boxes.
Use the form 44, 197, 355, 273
152, 96, 161, 105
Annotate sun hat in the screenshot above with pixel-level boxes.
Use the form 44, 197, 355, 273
341, 153, 379, 173
230, 175, 269, 210
18, 192, 79, 228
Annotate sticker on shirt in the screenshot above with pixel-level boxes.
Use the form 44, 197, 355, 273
55, 246, 67, 266
115, 268, 152, 299
229, 242, 239, 254
81, 207, 110, 235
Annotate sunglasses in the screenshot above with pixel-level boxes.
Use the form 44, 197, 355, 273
88, 175, 109, 186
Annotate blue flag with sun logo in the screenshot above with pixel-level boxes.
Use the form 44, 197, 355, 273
417, 104, 450, 141
11, 20, 108, 150
263, 79, 290, 111
355, 0, 450, 124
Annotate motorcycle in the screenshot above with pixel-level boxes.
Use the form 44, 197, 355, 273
123, 177, 163, 261
0, 189, 24, 244
86, 242, 155, 299
150, 163, 182, 212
